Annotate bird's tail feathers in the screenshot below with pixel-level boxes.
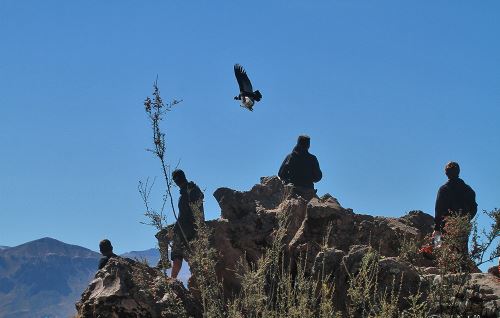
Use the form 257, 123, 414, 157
253, 90, 262, 101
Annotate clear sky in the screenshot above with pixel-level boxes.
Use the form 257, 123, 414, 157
1, 1, 498, 266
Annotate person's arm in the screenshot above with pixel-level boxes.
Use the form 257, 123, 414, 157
467, 185, 478, 219
98, 257, 107, 270
189, 184, 205, 221
434, 187, 448, 231
278, 155, 291, 182
190, 184, 204, 202
312, 155, 322, 183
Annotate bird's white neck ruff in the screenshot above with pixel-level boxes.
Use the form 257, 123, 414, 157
241, 96, 254, 108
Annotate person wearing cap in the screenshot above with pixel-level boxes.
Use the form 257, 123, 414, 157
98, 239, 118, 270
169, 169, 204, 279
278, 135, 322, 200
433, 162, 477, 266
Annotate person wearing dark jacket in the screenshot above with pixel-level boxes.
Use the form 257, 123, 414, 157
170, 169, 204, 279
278, 135, 322, 199
434, 162, 477, 233
434, 162, 477, 266
98, 239, 118, 270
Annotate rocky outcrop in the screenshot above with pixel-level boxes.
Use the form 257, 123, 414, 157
207, 176, 499, 316
210, 176, 436, 293
75, 257, 200, 318
76, 176, 499, 317
463, 273, 500, 316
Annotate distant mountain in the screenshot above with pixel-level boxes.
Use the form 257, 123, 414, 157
0, 237, 100, 318
120, 248, 191, 286
0, 238, 190, 317
121, 247, 160, 266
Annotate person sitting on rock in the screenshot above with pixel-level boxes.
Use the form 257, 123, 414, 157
98, 239, 118, 270
278, 135, 322, 200
433, 162, 477, 264
170, 169, 204, 279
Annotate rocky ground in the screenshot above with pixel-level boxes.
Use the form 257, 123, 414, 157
75, 176, 500, 317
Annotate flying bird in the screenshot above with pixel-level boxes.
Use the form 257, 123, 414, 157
234, 64, 262, 111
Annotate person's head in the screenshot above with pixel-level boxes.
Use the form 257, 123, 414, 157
99, 239, 113, 256
296, 135, 311, 151
172, 169, 188, 187
445, 161, 460, 179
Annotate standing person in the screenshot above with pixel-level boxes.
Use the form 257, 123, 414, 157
170, 169, 204, 279
434, 162, 477, 260
98, 239, 118, 270
278, 135, 322, 200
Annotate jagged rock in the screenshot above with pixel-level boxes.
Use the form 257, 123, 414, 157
312, 247, 345, 278
467, 274, 500, 317
75, 257, 200, 318
207, 176, 438, 294
422, 273, 500, 317
399, 210, 435, 235
488, 264, 500, 278
213, 176, 284, 220
328, 245, 429, 313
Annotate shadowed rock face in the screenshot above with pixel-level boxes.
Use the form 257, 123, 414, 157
78, 176, 499, 317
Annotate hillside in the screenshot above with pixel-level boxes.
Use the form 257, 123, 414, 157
0, 238, 99, 317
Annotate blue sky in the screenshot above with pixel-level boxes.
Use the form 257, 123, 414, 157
1, 1, 498, 267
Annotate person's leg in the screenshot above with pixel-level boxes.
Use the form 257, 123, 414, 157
458, 229, 476, 272
170, 234, 184, 279
171, 257, 182, 279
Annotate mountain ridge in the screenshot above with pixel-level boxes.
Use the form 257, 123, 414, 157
0, 237, 99, 259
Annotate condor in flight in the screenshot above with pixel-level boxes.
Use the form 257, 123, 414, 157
234, 64, 262, 111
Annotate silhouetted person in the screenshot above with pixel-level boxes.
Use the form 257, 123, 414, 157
434, 162, 477, 233
278, 135, 322, 200
434, 162, 477, 268
170, 169, 204, 279
98, 239, 117, 270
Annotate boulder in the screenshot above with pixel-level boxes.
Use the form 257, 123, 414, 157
75, 257, 200, 318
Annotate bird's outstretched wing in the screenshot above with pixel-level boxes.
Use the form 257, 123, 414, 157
234, 64, 253, 93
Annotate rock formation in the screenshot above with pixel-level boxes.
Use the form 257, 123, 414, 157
76, 176, 500, 317
210, 176, 436, 293
76, 257, 201, 318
